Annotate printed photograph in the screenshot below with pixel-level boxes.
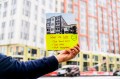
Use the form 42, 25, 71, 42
46, 13, 77, 34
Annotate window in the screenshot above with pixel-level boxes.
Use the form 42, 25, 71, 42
93, 63, 99, 71
117, 58, 119, 61
12, 0, 17, 5
40, 38, 44, 44
80, 29, 86, 34
83, 62, 89, 71
13, 9, 16, 15
26, 0, 31, 7
35, 14, 37, 20
51, 28, 54, 31
74, 0, 78, 3
41, 17, 45, 23
109, 64, 114, 72
68, 4, 72, 8
11, 32, 14, 39
11, 9, 16, 15
31, 49, 37, 57
42, 0, 45, 5
28, 48, 31, 53
1, 33, 4, 40
41, 9, 45, 14
21, 20, 30, 40
83, 54, 89, 60
3, 11, 6, 17
35, 5, 38, 11
24, 33, 29, 40
33, 36, 36, 42
9, 20, 15, 27
109, 57, 113, 62
49, 3, 52, 9
66, 61, 78, 65
12, 20, 15, 26
0, 4, 1, 9
80, 37, 87, 41
25, 10, 30, 17
52, 18, 54, 21
2, 22, 6, 28
93, 55, 98, 61
33, 25, 37, 42
41, 27, 44, 34
4, 2, 8, 8
56, 22, 60, 26
8, 32, 14, 39
23, 0, 31, 17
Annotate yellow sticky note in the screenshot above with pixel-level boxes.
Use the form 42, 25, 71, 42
46, 34, 78, 50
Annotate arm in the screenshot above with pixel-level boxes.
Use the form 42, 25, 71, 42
0, 54, 58, 79
0, 44, 80, 79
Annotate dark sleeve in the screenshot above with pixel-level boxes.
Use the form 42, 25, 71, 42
0, 54, 58, 79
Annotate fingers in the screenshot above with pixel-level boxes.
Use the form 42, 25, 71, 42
72, 44, 80, 54
70, 44, 80, 58
77, 44, 80, 48
74, 45, 80, 53
66, 49, 72, 54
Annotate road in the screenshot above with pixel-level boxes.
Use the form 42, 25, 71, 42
38, 76, 120, 79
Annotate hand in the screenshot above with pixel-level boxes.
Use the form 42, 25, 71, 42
56, 44, 80, 63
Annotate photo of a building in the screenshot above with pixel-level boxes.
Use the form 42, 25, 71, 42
46, 14, 77, 34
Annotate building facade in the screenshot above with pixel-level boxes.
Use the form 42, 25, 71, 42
61, 0, 120, 72
46, 15, 68, 34
0, 0, 120, 73
0, 0, 57, 60
63, 0, 120, 54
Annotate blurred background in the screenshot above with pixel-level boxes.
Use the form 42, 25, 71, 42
0, 0, 120, 76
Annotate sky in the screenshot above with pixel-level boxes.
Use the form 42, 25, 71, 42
46, 13, 76, 25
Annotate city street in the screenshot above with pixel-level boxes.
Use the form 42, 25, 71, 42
38, 76, 120, 79
0, 0, 120, 79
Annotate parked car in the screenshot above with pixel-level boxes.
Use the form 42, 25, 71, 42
113, 70, 120, 76
57, 65, 80, 77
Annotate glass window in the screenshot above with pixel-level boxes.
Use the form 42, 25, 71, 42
40, 38, 44, 44
1, 33, 4, 40
42, 0, 45, 5
83, 54, 89, 60
0, 4, 1, 9
109, 57, 113, 62
4, 2, 8, 8
12, 20, 15, 26
109, 64, 114, 72
2, 22, 6, 28
35, 5, 38, 11
31, 49, 37, 57
93, 63, 99, 71
41, 27, 44, 34
12, 0, 17, 5
11, 32, 14, 39
93, 55, 98, 61
41, 9, 45, 14
74, 0, 78, 3
3, 11, 6, 17
11, 9, 16, 15
101, 63, 107, 71
83, 62, 89, 71
74, 6, 78, 18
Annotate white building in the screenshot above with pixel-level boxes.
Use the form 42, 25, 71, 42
0, 0, 64, 49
